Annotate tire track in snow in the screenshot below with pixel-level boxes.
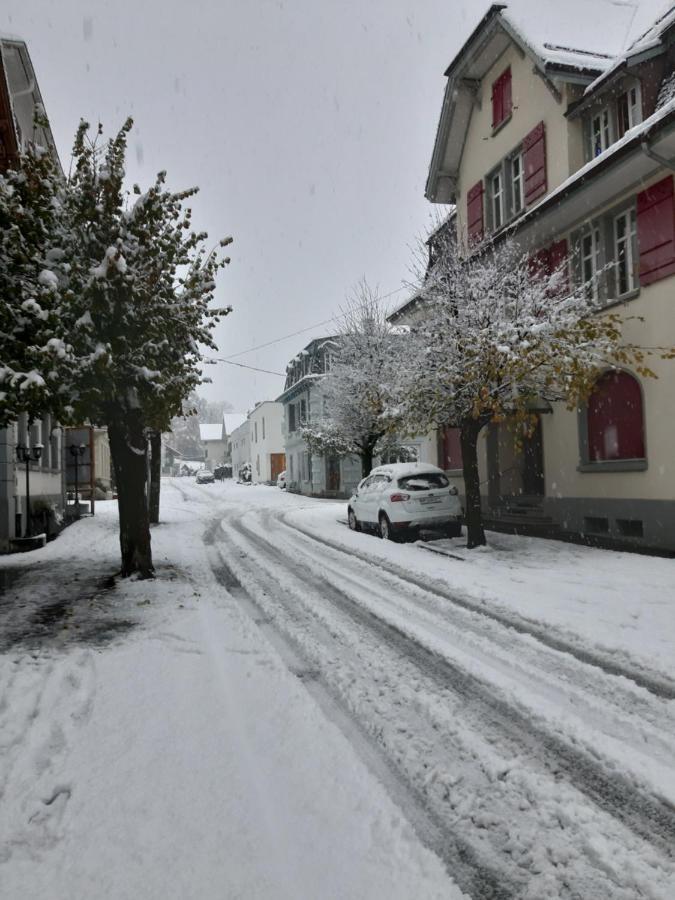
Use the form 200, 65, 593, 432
280, 513, 675, 700
235, 515, 675, 857
214, 513, 675, 899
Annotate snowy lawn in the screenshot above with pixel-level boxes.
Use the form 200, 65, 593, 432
0, 487, 463, 899
284, 500, 675, 681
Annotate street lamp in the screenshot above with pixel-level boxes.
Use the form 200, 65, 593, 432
69, 443, 87, 519
16, 443, 43, 538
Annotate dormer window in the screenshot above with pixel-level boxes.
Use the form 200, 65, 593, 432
617, 84, 641, 138
591, 108, 612, 157
491, 67, 512, 130
585, 81, 642, 160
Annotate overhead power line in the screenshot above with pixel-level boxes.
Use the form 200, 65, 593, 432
204, 357, 286, 376
222, 284, 408, 361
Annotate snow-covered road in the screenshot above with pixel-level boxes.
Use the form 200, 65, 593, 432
198, 480, 675, 899
1, 478, 674, 899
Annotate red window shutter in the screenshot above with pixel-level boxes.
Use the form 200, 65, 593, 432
636, 176, 675, 286
502, 68, 512, 120
523, 121, 547, 205
442, 427, 463, 470
528, 247, 551, 278
587, 372, 645, 462
467, 181, 484, 244
491, 81, 500, 130
491, 68, 512, 128
549, 238, 568, 289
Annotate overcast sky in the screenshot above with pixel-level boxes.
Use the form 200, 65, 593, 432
3, 0, 663, 413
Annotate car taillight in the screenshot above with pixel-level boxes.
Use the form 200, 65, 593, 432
390, 492, 410, 502
449, 485, 459, 496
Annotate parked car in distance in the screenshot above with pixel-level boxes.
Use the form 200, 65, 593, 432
277, 470, 287, 489
196, 469, 215, 484
348, 462, 462, 541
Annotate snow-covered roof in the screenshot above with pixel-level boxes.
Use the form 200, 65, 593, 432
582, 2, 675, 99
199, 423, 224, 442
0, 35, 61, 170
427, 1, 675, 203
223, 413, 247, 435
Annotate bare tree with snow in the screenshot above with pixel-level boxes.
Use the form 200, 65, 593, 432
301, 280, 402, 478
402, 223, 671, 549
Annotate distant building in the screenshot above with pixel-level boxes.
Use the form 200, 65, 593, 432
229, 420, 250, 480
278, 337, 362, 499
248, 401, 285, 484
199, 423, 227, 472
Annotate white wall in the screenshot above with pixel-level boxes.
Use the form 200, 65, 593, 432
230, 422, 250, 477
249, 401, 285, 483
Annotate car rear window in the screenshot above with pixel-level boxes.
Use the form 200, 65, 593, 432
398, 473, 449, 491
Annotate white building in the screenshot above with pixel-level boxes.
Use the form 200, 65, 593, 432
199, 423, 227, 472
229, 420, 251, 480
248, 401, 285, 484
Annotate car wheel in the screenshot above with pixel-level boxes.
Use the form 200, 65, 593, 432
379, 513, 398, 542
446, 521, 462, 538
348, 508, 361, 532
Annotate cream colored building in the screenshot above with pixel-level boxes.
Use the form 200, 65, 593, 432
392, 3, 675, 551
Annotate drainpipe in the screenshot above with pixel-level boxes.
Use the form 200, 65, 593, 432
640, 136, 675, 173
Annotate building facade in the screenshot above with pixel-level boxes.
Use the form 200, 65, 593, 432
278, 338, 363, 498
229, 420, 250, 480
0, 36, 64, 551
397, 2, 675, 551
248, 401, 285, 484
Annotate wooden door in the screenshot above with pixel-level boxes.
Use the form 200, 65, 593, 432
270, 453, 286, 481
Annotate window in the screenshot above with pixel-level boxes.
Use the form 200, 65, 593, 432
262, 417, 265, 440
580, 225, 602, 300
254, 422, 258, 443
587, 371, 645, 462
613, 208, 637, 296
491, 169, 504, 230
491, 67, 512, 129
511, 152, 524, 216
288, 404, 296, 432
617, 84, 641, 138
590, 108, 611, 158
299, 398, 307, 423
289, 454, 294, 478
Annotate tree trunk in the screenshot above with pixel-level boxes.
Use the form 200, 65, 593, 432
108, 416, 154, 578
460, 418, 486, 549
149, 431, 161, 525
360, 444, 374, 479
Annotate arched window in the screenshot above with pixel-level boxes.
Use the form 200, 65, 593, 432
587, 371, 645, 462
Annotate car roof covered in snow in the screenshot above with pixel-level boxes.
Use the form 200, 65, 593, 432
367, 462, 446, 480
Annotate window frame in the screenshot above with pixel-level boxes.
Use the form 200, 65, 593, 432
612, 206, 638, 298
577, 369, 647, 472
491, 168, 504, 231
510, 151, 524, 217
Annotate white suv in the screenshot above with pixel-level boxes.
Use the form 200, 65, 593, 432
348, 463, 462, 541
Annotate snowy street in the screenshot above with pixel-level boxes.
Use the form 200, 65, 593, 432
1, 479, 675, 899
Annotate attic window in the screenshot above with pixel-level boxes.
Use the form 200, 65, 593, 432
491, 67, 512, 129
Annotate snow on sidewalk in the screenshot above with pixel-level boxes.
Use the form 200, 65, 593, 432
284, 501, 675, 681
0, 494, 463, 899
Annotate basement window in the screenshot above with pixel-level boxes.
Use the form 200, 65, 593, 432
584, 516, 609, 534
616, 518, 644, 538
